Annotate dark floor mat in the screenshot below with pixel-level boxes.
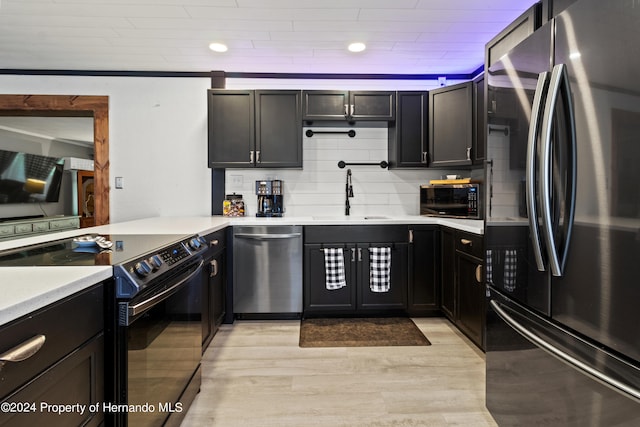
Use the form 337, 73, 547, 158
299, 317, 431, 347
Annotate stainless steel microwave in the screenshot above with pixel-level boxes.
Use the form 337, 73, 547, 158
420, 183, 481, 219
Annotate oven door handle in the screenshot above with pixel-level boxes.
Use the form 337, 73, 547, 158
125, 259, 204, 322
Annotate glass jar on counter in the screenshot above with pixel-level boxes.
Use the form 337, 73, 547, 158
223, 193, 245, 216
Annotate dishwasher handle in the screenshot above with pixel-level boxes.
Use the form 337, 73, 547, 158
234, 233, 302, 240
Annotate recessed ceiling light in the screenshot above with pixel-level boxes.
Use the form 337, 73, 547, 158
348, 42, 366, 53
209, 43, 228, 53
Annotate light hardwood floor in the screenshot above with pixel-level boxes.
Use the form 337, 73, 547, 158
180, 317, 498, 427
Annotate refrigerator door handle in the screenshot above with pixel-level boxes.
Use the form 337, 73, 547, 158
490, 300, 640, 402
539, 64, 577, 277
526, 71, 550, 272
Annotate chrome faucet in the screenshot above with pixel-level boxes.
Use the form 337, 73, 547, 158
345, 168, 354, 215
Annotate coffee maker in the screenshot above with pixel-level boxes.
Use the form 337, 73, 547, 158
255, 180, 284, 217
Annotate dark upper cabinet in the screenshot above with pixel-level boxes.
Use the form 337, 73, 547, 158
428, 81, 473, 167
485, 3, 541, 69
388, 91, 429, 168
208, 89, 302, 168
472, 73, 486, 164
255, 90, 303, 167
208, 90, 254, 168
302, 90, 395, 121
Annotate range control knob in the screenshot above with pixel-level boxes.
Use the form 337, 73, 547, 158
134, 260, 153, 277
188, 237, 202, 250
148, 255, 163, 270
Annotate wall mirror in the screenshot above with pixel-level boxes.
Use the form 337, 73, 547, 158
0, 95, 109, 226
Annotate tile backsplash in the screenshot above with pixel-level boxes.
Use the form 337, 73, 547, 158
224, 124, 469, 217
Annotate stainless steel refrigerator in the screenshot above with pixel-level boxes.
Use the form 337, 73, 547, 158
485, 0, 640, 425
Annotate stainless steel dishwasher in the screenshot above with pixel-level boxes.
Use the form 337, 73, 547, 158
233, 225, 303, 318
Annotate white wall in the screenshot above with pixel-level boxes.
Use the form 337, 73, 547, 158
0, 75, 212, 223
0, 74, 472, 222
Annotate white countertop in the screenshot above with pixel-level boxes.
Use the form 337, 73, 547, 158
0, 266, 112, 327
0, 215, 483, 327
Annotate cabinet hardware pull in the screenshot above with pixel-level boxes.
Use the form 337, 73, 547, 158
461, 238, 473, 246
344, 104, 349, 116
350, 104, 355, 116
409, 229, 414, 243
210, 259, 218, 277
351, 248, 356, 262
422, 152, 427, 163
249, 150, 254, 163
475, 264, 483, 283
0, 335, 46, 367
466, 147, 472, 161
256, 150, 261, 163
210, 239, 219, 247
357, 247, 362, 262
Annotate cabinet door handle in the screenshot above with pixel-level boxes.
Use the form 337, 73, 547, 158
422, 152, 427, 163
351, 248, 356, 262
249, 150, 254, 163
344, 104, 349, 117
358, 247, 362, 262
210, 259, 218, 277
466, 147, 472, 161
475, 264, 483, 283
210, 239, 219, 247
256, 150, 261, 163
461, 238, 473, 246
350, 104, 355, 116
409, 229, 414, 244
0, 335, 46, 366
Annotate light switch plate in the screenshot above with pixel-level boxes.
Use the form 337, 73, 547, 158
115, 177, 124, 189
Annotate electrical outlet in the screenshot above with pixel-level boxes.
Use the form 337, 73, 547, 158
115, 177, 124, 189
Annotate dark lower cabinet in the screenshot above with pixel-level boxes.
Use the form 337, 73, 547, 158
202, 228, 227, 351
0, 283, 105, 427
456, 251, 484, 347
441, 227, 485, 349
304, 226, 408, 316
407, 226, 440, 316
441, 227, 456, 319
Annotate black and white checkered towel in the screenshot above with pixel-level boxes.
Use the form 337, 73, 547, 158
485, 249, 493, 286
369, 247, 391, 293
323, 248, 347, 290
504, 249, 517, 292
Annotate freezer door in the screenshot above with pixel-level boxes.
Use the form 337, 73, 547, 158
551, 0, 640, 362
487, 290, 640, 426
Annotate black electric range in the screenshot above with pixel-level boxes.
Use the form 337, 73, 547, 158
0, 233, 208, 427
0, 233, 207, 298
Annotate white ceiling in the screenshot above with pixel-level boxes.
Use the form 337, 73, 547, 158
0, 0, 537, 75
